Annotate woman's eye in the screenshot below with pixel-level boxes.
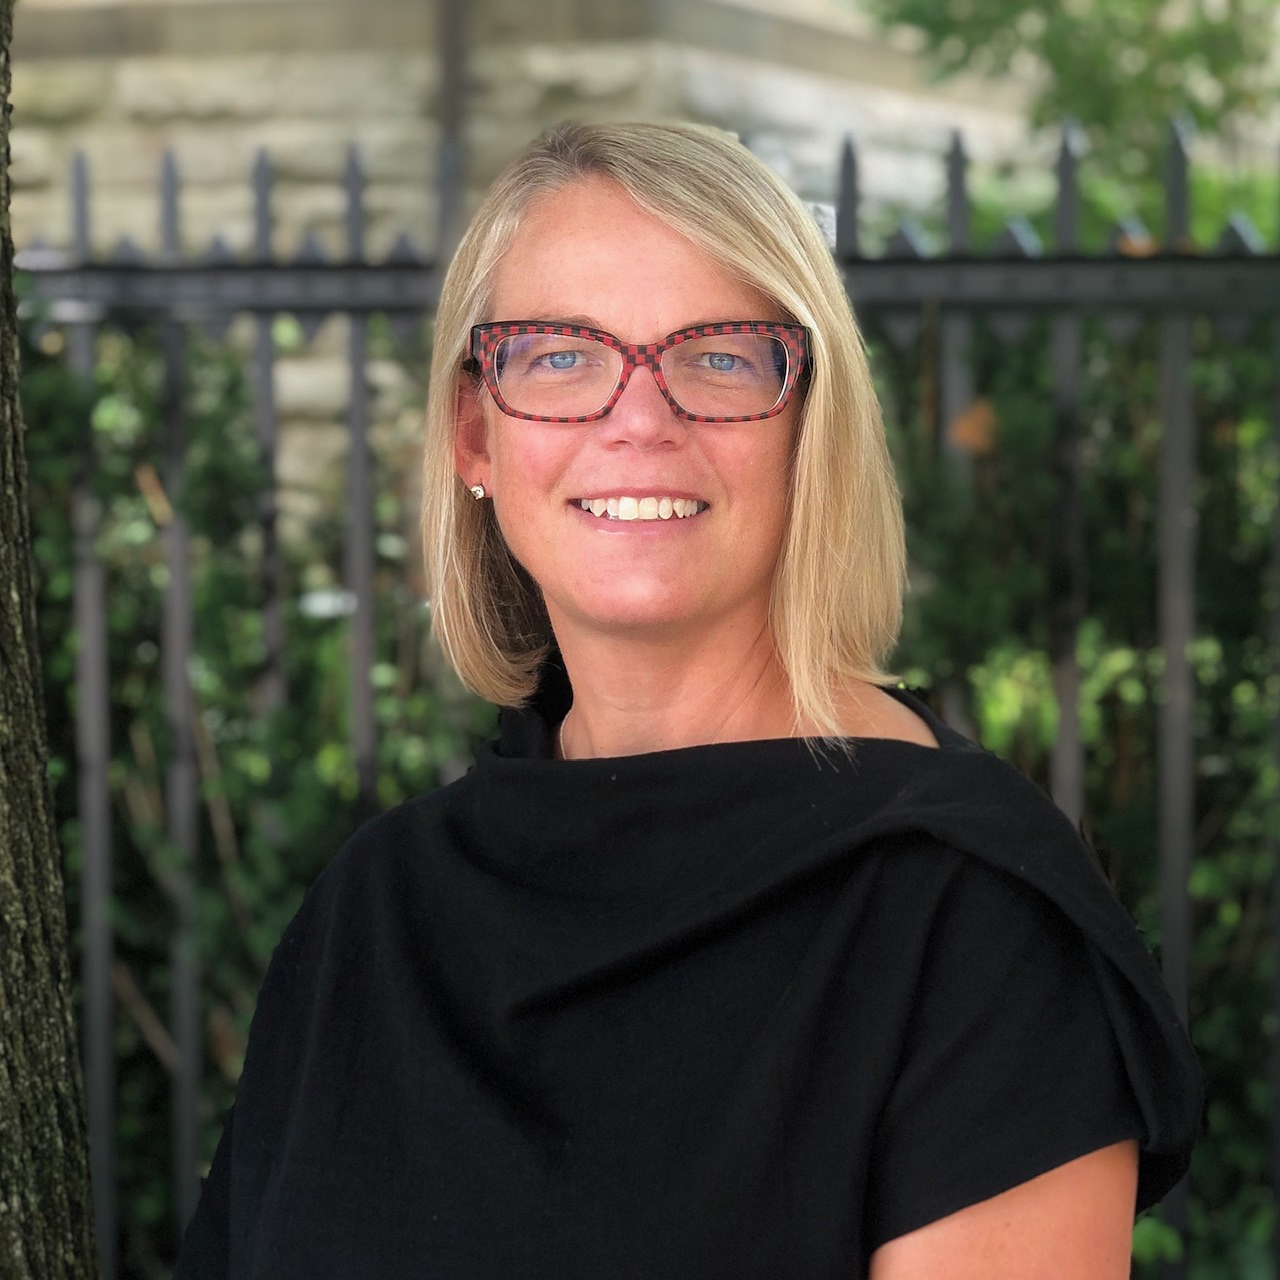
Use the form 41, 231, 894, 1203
704, 352, 741, 373
543, 350, 580, 370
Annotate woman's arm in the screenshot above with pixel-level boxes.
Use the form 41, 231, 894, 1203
868, 1139, 1139, 1280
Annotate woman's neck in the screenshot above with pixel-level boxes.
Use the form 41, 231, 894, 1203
553, 623, 798, 760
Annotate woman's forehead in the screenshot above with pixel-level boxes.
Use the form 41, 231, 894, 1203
487, 178, 780, 331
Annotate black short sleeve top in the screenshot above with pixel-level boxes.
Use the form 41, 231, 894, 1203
176, 667, 1201, 1279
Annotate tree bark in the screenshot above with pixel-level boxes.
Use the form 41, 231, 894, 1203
0, 0, 102, 1272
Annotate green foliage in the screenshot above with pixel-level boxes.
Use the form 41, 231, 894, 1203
882, 286, 1278, 1273
853, 20, 1280, 1259
21, 315, 494, 1276
863, 0, 1279, 216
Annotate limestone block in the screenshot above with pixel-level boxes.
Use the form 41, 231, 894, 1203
281, 313, 348, 358
11, 60, 112, 126
279, 418, 349, 483
179, 188, 257, 257
519, 43, 649, 100
363, 184, 434, 253
56, 122, 179, 190
276, 417, 349, 544
270, 53, 434, 120
269, 183, 349, 256
11, 189, 63, 252
163, 125, 265, 188
468, 49, 543, 119
254, 120, 352, 183
373, 404, 429, 458
366, 357, 414, 417
675, 46, 840, 134
364, 217, 433, 264
92, 189, 172, 257
473, 42, 653, 122
28, 173, 258, 258
470, 46, 670, 177
669, 44, 1032, 207
274, 354, 351, 419
857, 87, 1029, 167
116, 55, 281, 122
268, 336, 420, 425
466, 117, 543, 189
9, 128, 56, 189
161, 121, 415, 194
350, 122, 435, 185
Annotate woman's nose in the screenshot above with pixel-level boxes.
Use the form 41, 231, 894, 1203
602, 365, 684, 447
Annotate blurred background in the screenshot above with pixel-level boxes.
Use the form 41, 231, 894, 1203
9, 0, 1280, 1276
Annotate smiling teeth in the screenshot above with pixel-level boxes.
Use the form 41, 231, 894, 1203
578, 497, 706, 521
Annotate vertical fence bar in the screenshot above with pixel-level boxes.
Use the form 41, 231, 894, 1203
345, 147, 378, 821
835, 136, 859, 261
1270, 252, 1280, 1280
160, 152, 202, 1229
1156, 119, 1195, 1280
435, 0, 468, 264
938, 132, 977, 735
1049, 125, 1086, 826
939, 131, 975, 478
68, 152, 117, 1280
251, 151, 286, 714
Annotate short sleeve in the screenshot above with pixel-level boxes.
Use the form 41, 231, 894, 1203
866, 858, 1144, 1250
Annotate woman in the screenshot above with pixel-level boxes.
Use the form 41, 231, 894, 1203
177, 122, 1200, 1279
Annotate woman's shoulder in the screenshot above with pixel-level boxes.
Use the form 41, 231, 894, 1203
271, 775, 479, 941
826, 682, 942, 749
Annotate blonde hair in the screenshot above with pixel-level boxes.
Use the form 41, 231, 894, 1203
421, 121, 905, 736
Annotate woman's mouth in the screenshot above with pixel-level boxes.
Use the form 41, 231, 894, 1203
574, 496, 708, 521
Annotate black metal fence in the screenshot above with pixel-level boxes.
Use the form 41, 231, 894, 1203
20, 144, 438, 1276
17, 123, 1280, 1279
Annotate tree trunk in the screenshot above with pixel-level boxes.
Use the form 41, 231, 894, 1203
0, 0, 102, 1272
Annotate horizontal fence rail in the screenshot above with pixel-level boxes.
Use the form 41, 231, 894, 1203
19, 260, 439, 315
16, 123, 1280, 1280
23, 252, 1280, 316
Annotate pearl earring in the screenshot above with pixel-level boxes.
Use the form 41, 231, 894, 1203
469, 484, 486, 500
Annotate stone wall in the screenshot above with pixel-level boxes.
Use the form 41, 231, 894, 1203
8, 0, 1035, 552
11, 0, 1036, 258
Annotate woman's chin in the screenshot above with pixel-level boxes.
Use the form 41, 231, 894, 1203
550, 589, 718, 641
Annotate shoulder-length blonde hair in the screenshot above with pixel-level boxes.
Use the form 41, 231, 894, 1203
422, 121, 904, 737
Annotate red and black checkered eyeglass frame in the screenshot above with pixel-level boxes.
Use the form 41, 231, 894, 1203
465, 320, 811, 424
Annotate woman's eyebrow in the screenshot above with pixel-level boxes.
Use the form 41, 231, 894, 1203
522, 313, 604, 328
520, 314, 767, 333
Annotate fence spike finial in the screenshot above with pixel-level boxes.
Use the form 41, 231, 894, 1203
1165, 117, 1193, 249
885, 218, 930, 261
1059, 119, 1086, 158
253, 148, 273, 263
946, 130, 969, 255
110, 235, 146, 266
1055, 121, 1084, 252
345, 145, 366, 259
71, 151, 91, 261
294, 231, 328, 265
994, 215, 1043, 259
835, 135, 860, 260
160, 150, 181, 260
1110, 214, 1156, 258
1217, 212, 1265, 257
385, 232, 423, 266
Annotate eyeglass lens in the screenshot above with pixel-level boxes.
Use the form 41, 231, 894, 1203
491, 331, 790, 419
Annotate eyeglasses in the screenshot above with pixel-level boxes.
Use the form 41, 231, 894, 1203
467, 321, 810, 424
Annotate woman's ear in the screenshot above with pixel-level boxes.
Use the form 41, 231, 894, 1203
454, 377, 491, 482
